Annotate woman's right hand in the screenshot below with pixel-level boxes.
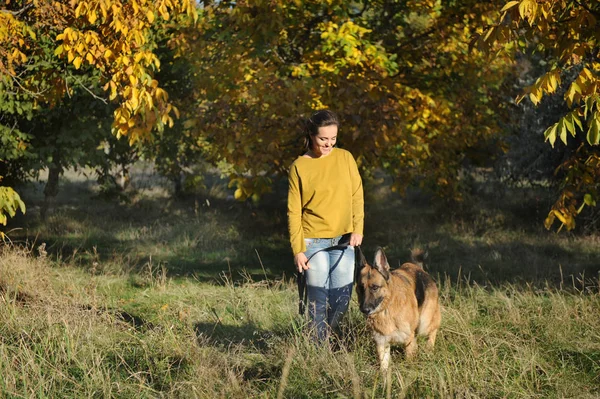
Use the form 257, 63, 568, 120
294, 252, 310, 273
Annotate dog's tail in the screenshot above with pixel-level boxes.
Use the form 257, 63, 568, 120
410, 248, 428, 269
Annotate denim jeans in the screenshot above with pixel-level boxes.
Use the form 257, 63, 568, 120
304, 234, 355, 342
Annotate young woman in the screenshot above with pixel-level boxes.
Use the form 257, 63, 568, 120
287, 109, 364, 342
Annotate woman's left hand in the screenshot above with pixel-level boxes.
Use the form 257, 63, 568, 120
349, 232, 363, 247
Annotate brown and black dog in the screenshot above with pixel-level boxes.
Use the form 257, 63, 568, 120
356, 247, 441, 372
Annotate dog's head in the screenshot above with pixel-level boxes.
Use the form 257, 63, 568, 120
356, 247, 392, 316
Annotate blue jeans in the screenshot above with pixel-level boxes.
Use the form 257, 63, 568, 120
304, 234, 355, 342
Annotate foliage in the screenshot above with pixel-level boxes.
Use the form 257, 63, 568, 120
0, 0, 198, 226
475, 0, 600, 231
139, 20, 205, 195
0, 184, 25, 237
185, 0, 512, 201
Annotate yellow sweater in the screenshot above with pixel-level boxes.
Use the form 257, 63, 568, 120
287, 148, 364, 255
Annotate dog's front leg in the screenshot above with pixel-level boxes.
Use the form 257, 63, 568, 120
375, 337, 391, 372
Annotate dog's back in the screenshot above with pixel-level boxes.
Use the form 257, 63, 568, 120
396, 258, 440, 337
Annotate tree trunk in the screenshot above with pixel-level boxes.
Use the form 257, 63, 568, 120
173, 173, 183, 198
41, 163, 62, 221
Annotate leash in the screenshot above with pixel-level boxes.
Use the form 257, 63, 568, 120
297, 237, 362, 315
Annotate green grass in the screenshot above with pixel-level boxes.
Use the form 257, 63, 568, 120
1, 167, 599, 398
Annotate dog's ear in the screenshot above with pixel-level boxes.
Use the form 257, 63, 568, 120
373, 247, 390, 280
355, 246, 368, 283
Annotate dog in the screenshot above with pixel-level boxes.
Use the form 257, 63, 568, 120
356, 247, 441, 372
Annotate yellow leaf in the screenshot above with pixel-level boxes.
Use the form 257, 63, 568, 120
147, 10, 155, 23
88, 11, 98, 24
130, 89, 139, 110
501, 1, 520, 12
529, 92, 539, 105
73, 56, 83, 69
75, 3, 84, 18
109, 81, 118, 100
552, 210, 567, 225
549, 73, 558, 92
544, 213, 555, 230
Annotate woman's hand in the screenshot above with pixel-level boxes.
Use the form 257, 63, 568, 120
294, 252, 310, 273
350, 232, 363, 247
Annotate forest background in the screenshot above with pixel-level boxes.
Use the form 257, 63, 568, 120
0, 1, 599, 397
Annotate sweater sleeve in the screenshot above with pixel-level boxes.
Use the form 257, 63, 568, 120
349, 153, 364, 235
287, 164, 305, 255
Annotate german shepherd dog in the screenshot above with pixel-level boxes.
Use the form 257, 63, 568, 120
356, 247, 441, 372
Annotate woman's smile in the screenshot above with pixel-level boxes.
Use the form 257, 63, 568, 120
312, 125, 337, 157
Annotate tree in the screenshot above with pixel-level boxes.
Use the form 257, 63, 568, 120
0, 0, 197, 228
183, 0, 512, 201
475, 0, 600, 231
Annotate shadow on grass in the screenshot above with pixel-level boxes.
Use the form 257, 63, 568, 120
8, 173, 600, 289
81, 304, 156, 330
194, 321, 281, 351
555, 348, 600, 386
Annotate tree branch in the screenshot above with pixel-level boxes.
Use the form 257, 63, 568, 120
77, 81, 108, 104
0, 2, 34, 17
574, 0, 600, 18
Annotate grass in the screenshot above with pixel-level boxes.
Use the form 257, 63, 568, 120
1, 166, 599, 398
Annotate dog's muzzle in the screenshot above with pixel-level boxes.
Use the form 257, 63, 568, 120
360, 297, 383, 316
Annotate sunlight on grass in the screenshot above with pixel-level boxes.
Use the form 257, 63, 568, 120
2, 168, 599, 397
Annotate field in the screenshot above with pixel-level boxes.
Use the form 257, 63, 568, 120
1, 167, 599, 398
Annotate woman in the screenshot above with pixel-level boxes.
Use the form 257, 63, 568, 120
287, 109, 364, 342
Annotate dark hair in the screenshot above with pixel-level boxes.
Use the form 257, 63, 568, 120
303, 109, 340, 151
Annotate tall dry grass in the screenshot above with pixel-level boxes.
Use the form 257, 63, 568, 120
1, 168, 599, 397
1, 244, 599, 398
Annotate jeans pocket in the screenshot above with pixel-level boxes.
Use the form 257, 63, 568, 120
304, 238, 315, 250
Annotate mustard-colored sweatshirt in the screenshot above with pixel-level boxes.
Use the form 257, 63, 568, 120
287, 148, 364, 255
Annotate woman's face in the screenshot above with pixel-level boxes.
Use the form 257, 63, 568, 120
311, 125, 338, 157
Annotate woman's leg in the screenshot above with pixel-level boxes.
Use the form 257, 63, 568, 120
327, 244, 355, 335
304, 239, 331, 342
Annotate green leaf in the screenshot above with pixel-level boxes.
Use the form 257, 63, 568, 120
559, 120, 567, 145
583, 194, 596, 207
572, 113, 583, 132
544, 123, 558, 147
564, 115, 575, 136
0, 186, 26, 226
586, 116, 600, 145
